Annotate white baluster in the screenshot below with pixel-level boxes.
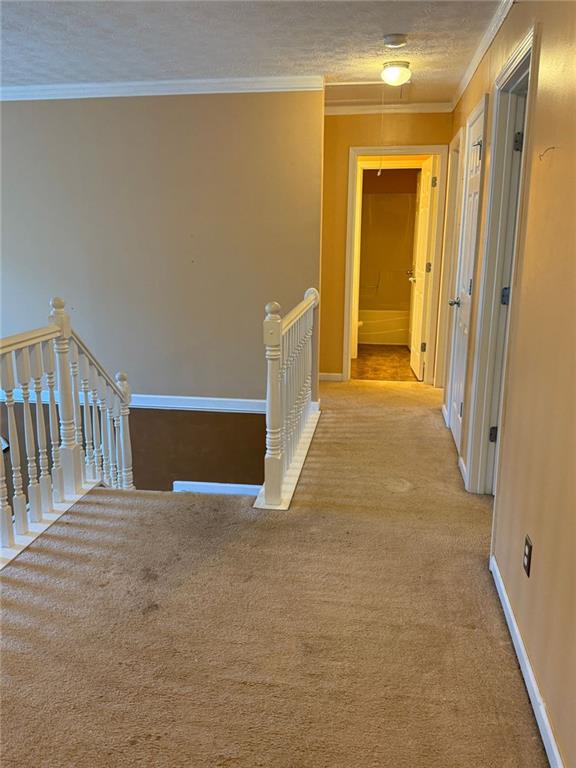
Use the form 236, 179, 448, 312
79, 353, 95, 481
90, 366, 102, 482
106, 386, 118, 488
15, 347, 42, 523
263, 302, 283, 506
0, 431, 15, 548
98, 376, 111, 486
30, 343, 53, 514
113, 394, 122, 488
69, 339, 85, 477
42, 340, 64, 503
49, 298, 83, 497
1, 353, 28, 534
115, 372, 135, 490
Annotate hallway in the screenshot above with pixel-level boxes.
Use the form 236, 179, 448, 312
0, 382, 546, 767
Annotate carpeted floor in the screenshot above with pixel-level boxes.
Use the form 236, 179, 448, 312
0, 381, 546, 767
351, 344, 417, 382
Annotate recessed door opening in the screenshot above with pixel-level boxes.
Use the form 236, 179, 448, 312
343, 146, 448, 386
352, 168, 419, 382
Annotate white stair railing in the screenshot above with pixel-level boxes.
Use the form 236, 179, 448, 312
0, 297, 134, 566
254, 287, 321, 510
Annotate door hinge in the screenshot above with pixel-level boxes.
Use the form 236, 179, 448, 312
489, 426, 498, 443
468, 278, 473, 296
472, 138, 483, 161
501, 286, 510, 305
513, 131, 524, 152
431, 176, 438, 188
459, 402, 464, 418
426, 262, 432, 273
421, 342, 427, 353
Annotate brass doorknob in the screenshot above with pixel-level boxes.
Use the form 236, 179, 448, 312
448, 297, 461, 307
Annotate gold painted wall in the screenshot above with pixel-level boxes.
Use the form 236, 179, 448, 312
453, 3, 576, 763
1, 91, 323, 398
320, 112, 452, 373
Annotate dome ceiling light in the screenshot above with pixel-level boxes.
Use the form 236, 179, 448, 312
380, 60, 412, 86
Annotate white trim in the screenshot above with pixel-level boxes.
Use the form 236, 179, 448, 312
129, 393, 266, 413
173, 481, 261, 496
0, 75, 324, 102
342, 145, 448, 383
465, 29, 535, 495
458, 455, 468, 486
435, 128, 465, 390
453, 0, 515, 107
2, 389, 321, 416
254, 409, 320, 510
325, 102, 453, 116
320, 372, 344, 382
0, 481, 99, 570
441, 403, 450, 428
489, 556, 565, 768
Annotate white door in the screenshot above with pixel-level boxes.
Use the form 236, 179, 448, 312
409, 156, 434, 379
448, 100, 486, 451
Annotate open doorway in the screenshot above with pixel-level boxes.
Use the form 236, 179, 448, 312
351, 168, 419, 382
343, 146, 448, 384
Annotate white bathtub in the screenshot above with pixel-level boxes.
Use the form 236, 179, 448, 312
358, 309, 409, 345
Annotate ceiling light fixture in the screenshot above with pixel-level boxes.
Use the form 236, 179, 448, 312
383, 34, 407, 49
380, 61, 412, 86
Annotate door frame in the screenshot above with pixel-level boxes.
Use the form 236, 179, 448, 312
437, 128, 465, 400
343, 145, 448, 382
444, 95, 488, 470
465, 28, 536, 495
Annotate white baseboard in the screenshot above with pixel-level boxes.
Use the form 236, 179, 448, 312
489, 556, 564, 767
0, 480, 100, 571
320, 372, 344, 382
458, 455, 468, 486
254, 409, 321, 511
441, 403, 450, 427
173, 481, 261, 496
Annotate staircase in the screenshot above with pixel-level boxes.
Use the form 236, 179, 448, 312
0, 297, 134, 568
0, 288, 322, 567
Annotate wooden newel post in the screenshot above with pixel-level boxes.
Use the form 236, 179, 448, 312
115, 373, 135, 490
49, 297, 83, 497
263, 302, 283, 506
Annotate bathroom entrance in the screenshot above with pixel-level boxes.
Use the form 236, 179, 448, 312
343, 147, 448, 385
352, 167, 419, 382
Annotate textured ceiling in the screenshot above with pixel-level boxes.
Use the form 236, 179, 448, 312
1, 1, 499, 104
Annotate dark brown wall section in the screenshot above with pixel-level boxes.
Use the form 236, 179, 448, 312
130, 409, 265, 491
2, 406, 264, 496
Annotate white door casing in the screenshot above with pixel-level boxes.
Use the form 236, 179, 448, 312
342, 146, 448, 382
447, 97, 487, 454
409, 156, 434, 380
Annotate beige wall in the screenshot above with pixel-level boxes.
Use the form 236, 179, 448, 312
359, 170, 418, 312
1, 91, 323, 398
320, 112, 452, 373
453, 3, 576, 764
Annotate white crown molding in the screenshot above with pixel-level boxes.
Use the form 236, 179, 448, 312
453, 0, 515, 108
490, 557, 565, 767
325, 102, 453, 116
0, 75, 324, 102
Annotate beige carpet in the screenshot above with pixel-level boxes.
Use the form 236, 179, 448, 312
1, 381, 546, 767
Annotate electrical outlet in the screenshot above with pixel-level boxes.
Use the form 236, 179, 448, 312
523, 535, 533, 577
